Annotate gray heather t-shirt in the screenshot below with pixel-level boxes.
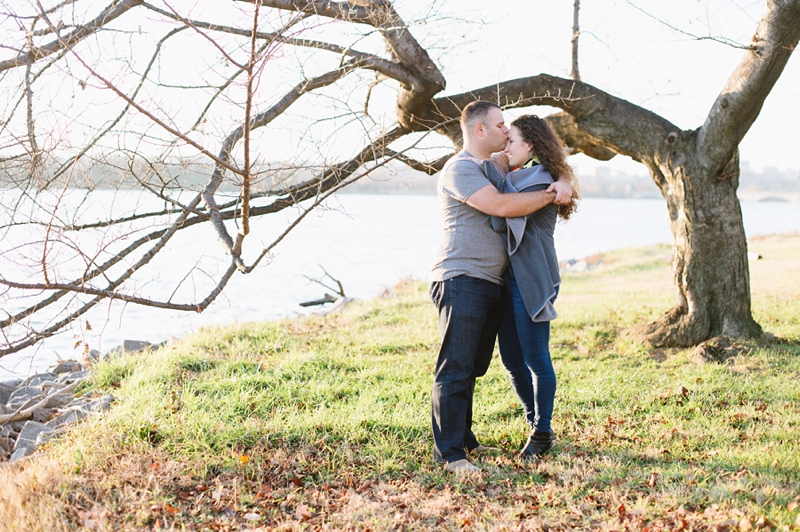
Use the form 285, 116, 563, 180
429, 151, 508, 285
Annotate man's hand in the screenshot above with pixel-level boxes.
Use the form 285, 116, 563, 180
466, 184, 553, 218
548, 179, 572, 205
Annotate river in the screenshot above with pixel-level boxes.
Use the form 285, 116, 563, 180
2, 193, 799, 379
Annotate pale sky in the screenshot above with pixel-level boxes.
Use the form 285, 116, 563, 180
1, 0, 797, 177
424, 0, 799, 175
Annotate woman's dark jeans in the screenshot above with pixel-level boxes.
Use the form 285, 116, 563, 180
430, 275, 504, 463
498, 267, 558, 433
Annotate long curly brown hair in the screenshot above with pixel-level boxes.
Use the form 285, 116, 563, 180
511, 114, 580, 220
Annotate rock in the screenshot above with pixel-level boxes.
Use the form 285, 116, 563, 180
45, 408, 87, 429
9, 445, 35, 462
13, 421, 54, 452
0, 382, 16, 405
0, 436, 13, 456
559, 258, 602, 273
41, 381, 63, 393
30, 407, 51, 424
6, 386, 45, 409
57, 370, 90, 385
9, 420, 27, 432
1, 378, 23, 388
52, 360, 83, 375
123, 340, 154, 353
747, 252, 763, 261
20, 372, 59, 387
44, 391, 78, 410
87, 394, 115, 413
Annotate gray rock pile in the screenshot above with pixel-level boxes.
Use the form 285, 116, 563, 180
0, 360, 114, 463
0, 339, 162, 463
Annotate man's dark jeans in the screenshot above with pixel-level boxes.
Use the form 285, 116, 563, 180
430, 275, 505, 463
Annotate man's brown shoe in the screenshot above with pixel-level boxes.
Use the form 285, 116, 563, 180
444, 459, 482, 473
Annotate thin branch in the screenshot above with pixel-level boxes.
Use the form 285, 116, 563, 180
0, 277, 202, 311
31, 4, 245, 178
237, 0, 260, 249
624, 1, 755, 50
0, 0, 144, 72
141, 2, 425, 89
303, 265, 345, 297
571, 0, 581, 82
40, 25, 190, 190
383, 150, 450, 175
202, 61, 365, 269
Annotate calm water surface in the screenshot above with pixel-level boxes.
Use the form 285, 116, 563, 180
2, 194, 799, 379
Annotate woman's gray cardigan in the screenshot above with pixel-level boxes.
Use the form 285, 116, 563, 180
483, 160, 561, 322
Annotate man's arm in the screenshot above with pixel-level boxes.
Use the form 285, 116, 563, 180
466, 185, 554, 217
548, 178, 572, 205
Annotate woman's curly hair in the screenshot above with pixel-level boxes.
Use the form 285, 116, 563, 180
511, 114, 580, 220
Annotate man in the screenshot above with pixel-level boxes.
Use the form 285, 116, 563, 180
429, 101, 572, 473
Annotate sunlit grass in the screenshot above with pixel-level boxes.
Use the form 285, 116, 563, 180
1, 235, 799, 530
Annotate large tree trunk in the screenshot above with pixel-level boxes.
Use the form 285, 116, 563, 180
636, 140, 762, 346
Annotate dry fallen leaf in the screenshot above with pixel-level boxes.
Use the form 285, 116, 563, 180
648, 472, 658, 487
357, 480, 374, 493
754, 515, 774, 529
786, 501, 798, 511
212, 486, 231, 502
295, 504, 313, 521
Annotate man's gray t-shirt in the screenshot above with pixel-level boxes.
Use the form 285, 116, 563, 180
429, 151, 508, 285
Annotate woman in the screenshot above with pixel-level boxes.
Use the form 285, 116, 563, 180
486, 114, 579, 460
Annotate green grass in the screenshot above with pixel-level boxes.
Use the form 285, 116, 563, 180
2, 236, 799, 531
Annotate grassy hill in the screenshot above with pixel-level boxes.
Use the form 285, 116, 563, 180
1, 234, 799, 531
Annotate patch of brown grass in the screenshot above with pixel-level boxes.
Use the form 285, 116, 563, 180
0, 457, 72, 531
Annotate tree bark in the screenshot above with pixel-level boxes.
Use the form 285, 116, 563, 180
2, 0, 798, 354
423, 70, 778, 346
571, 0, 581, 82
636, 142, 762, 346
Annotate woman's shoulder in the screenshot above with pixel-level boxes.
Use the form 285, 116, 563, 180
489, 152, 510, 174
508, 165, 554, 190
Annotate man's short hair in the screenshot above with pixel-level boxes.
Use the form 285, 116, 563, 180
460, 101, 501, 135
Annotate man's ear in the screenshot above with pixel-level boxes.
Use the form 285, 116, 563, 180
474, 122, 485, 138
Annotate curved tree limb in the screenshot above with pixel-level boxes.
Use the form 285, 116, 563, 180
698, 0, 800, 171
202, 61, 365, 269
142, 2, 426, 90
426, 75, 679, 164
242, 0, 447, 128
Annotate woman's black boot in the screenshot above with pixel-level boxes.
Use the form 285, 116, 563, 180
519, 430, 556, 460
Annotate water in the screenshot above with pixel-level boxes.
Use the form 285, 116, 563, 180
2, 194, 799, 379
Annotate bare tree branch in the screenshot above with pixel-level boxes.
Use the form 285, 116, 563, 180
698, 0, 800, 171
571, 0, 581, 82
0, 0, 144, 72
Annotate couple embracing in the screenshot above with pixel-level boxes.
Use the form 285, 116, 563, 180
429, 101, 579, 473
